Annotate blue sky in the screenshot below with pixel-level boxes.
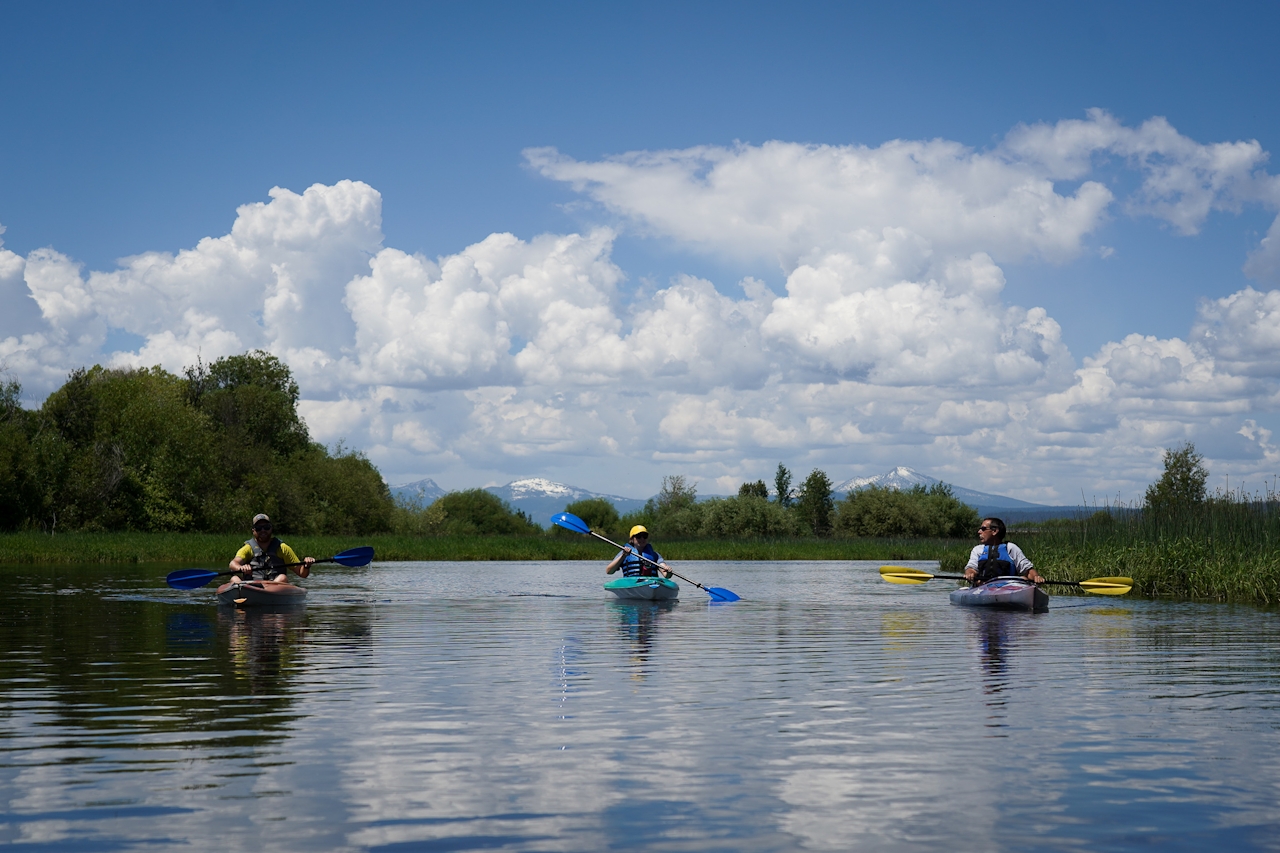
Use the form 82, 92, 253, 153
2, 1, 1280, 502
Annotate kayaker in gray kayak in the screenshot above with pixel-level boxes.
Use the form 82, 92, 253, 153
229, 513, 316, 583
606, 526, 673, 578
963, 517, 1044, 585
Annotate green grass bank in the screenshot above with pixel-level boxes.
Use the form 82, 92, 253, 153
0, 531, 968, 567
7, 520, 1280, 605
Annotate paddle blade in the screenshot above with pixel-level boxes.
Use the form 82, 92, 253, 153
881, 573, 930, 585
880, 564, 923, 574
1078, 577, 1133, 595
332, 546, 374, 567
551, 512, 592, 535
166, 569, 219, 590
705, 586, 741, 602
879, 566, 935, 581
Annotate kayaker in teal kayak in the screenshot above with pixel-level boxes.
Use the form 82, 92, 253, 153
229, 513, 316, 583
963, 517, 1044, 585
606, 526, 673, 578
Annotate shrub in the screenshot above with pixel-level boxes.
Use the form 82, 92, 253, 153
558, 497, 621, 538
836, 483, 978, 538
426, 489, 541, 536
699, 495, 803, 538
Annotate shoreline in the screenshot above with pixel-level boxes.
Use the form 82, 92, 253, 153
0, 531, 967, 566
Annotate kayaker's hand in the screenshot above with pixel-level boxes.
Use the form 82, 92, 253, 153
964, 567, 977, 582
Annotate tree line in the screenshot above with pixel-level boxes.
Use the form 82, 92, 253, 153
0, 352, 393, 534
558, 465, 980, 542
0, 353, 983, 539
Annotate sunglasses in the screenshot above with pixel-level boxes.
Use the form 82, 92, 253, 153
254, 524, 273, 532
978, 525, 998, 531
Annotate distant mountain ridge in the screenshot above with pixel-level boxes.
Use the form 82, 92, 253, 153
391, 467, 1080, 527
389, 476, 647, 526
486, 478, 648, 526
389, 478, 447, 507
833, 466, 1044, 509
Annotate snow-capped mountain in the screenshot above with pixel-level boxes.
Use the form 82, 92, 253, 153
389, 477, 447, 507
834, 466, 1044, 510
486, 478, 648, 526
834, 466, 937, 493
389, 476, 647, 525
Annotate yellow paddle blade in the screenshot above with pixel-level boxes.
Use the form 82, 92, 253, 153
880, 573, 930, 584
879, 565, 935, 577
1078, 577, 1133, 595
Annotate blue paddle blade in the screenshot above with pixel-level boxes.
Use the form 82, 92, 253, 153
706, 586, 741, 602
551, 512, 592, 534
166, 569, 220, 590
331, 546, 374, 567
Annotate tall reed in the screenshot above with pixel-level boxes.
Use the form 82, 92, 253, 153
1001, 485, 1280, 603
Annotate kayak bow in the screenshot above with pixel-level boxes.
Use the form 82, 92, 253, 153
604, 575, 680, 601
215, 580, 308, 607
948, 577, 1049, 612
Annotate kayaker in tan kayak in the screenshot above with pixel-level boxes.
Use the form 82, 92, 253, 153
229, 513, 316, 583
963, 517, 1044, 585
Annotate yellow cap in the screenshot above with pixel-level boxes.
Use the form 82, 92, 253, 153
629, 525, 648, 538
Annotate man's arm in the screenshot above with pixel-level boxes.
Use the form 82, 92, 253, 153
278, 544, 315, 578
229, 544, 252, 573
962, 545, 982, 581
1007, 544, 1044, 583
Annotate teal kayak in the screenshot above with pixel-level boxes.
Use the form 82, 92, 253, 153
604, 575, 679, 601
949, 577, 1048, 612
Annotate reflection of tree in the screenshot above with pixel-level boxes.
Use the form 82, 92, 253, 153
609, 601, 675, 680
0, 566, 376, 754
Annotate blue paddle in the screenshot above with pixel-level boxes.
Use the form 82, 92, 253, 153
551, 512, 741, 602
165, 546, 375, 590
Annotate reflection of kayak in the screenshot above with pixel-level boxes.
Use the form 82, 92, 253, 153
215, 580, 308, 607
605, 576, 680, 601
949, 577, 1048, 612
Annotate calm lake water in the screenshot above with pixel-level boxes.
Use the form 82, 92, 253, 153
3, 560, 1280, 852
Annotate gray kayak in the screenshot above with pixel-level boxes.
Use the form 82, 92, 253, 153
949, 577, 1048, 612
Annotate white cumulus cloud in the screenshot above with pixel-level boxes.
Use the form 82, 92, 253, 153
4, 113, 1280, 500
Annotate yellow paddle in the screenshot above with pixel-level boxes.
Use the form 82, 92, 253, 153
878, 565, 1133, 595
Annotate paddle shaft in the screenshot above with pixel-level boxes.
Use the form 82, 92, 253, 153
886, 570, 1117, 589
588, 530, 717, 593
229, 556, 333, 577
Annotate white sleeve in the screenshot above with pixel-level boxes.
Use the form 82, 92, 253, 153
964, 545, 984, 569
1006, 543, 1034, 574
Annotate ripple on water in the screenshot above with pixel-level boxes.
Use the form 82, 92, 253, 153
1, 561, 1280, 851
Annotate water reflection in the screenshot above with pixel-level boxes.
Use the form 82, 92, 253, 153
964, 611, 1044, 733
4, 562, 1280, 851
609, 600, 676, 679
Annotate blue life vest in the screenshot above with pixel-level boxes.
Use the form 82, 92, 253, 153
618, 544, 662, 577
975, 543, 1016, 583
